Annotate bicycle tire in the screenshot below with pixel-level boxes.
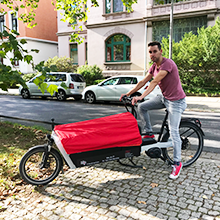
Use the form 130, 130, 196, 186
162, 121, 204, 167
19, 145, 63, 185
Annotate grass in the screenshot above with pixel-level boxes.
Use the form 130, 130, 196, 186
0, 121, 49, 197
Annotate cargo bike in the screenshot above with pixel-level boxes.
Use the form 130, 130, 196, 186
19, 96, 204, 185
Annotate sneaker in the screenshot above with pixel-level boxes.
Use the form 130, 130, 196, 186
169, 162, 182, 179
143, 134, 155, 139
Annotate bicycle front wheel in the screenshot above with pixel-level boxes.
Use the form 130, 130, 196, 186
19, 146, 63, 185
162, 121, 204, 167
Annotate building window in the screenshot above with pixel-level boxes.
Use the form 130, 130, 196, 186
70, 44, 78, 65
106, 34, 131, 62
153, 16, 207, 42
11, 12, 18, 31
14, 60, 19, 66
153, 0, 192, 5
105, 0, 125, 14
85, 42, 87, 63
0, 15, 5, 32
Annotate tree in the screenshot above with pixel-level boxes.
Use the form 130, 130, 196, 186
0, 29, 38, 90
161, 17, 220, 96
44, 56, 77, 73
77, 64, 103, 86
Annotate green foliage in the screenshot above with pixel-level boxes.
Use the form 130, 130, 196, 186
94, 79, 105, 84
161, 17, 220, 96
44, 56, 77, 73
22, 73, 38, 82
0, 30, 34, 91
0, 29, 56, 94
0, 0, 40, 28
77, 64, 103, 86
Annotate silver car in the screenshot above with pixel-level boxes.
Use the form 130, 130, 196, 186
19, 72, 86, 101
82, 75, 162, 104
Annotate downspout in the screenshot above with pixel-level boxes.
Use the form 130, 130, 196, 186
169, 0, 174, 59
143, 21, 147, 76
143, 0, 148, 76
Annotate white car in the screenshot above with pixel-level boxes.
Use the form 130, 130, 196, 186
19, 72, 86, 101
82, 75, 162, 104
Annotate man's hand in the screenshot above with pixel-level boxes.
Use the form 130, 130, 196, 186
120, 94, 127, 101
132, 96, 143, 105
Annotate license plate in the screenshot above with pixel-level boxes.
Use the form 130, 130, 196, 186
77, 86, 83, 89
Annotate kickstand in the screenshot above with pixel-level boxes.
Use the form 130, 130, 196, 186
118, 157, 143, 168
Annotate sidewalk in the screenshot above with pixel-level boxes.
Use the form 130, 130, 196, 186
0, 155, 220, 220
186, 96, 220, 113
1, 88, 220, 113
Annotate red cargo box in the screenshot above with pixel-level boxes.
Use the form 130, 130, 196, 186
54, 112, 142, 154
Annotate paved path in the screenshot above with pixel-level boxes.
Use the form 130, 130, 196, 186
1, 152, 220, 220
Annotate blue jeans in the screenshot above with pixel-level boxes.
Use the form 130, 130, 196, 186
138, 95, 187, 162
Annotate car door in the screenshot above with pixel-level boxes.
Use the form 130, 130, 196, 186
45, 73, 64, 96
27, 76, 42, 95
96, 77, 120, 100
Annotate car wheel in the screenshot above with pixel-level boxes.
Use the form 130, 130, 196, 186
57, 90, 66, 101
85, 91, 96, 104
21, 89, 30, 99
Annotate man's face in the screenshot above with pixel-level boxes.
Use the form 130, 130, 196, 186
148, 45, 162, 63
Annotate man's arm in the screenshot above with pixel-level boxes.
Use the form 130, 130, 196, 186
120, 73, 153, 100
132, 70, 168, 104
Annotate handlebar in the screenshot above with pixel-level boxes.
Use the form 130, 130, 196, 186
121, 95, 133, 106
121, 95, 137, 118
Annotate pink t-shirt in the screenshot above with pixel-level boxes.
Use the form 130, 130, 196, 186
149, 57, 186, 101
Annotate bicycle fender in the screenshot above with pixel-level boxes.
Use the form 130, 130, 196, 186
28, 144, 56, 152
180, 119, 205, 136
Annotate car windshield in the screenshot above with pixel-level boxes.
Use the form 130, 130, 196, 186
71, 74, 85, 82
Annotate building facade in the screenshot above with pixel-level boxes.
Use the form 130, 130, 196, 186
0, 0, 58, 73
57, 0, 220, 77
57, 11, 88, 67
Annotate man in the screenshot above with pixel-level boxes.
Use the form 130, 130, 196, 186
120, 41, 187, 179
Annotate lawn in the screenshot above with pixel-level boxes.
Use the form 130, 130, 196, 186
0, 121, 49, 199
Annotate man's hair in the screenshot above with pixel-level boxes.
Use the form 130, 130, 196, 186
148, 41, 161, 50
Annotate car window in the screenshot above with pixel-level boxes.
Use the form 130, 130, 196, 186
118, 77, 133, 85
70, 74, 85, 82
47, 74, 66, 82
29, 77, 36, 83
132, 77, 138, 84
102, 78, 119, 86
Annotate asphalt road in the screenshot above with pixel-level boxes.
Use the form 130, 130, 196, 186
0, 95, 219, 153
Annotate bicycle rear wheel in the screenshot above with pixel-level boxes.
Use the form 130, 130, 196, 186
162, 121, 204, 167
19, 146, 63, 185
